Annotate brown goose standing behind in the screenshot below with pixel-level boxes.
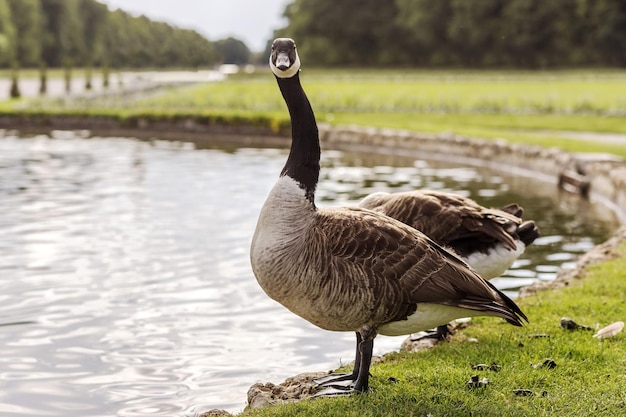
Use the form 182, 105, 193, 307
250, 38, 528, 395
359, 190, 540, 281
359, 190, 539, 341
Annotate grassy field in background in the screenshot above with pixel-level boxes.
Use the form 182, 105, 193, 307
149, 68, 626, 115
126, 68, 626, 118
13, 67, 623, 157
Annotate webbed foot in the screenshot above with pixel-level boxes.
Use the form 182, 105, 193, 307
313, 372, 356, 388
312, 385, 355, 398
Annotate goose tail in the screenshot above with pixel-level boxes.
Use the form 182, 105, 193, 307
485, 280, 529, 326
517, 220, 540, 247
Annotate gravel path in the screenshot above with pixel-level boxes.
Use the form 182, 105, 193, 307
554, 130, 626, 146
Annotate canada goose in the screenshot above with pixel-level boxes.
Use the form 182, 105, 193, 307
250, 38, 527, 395
359, 190, 540, 281
360, 190, 539, 341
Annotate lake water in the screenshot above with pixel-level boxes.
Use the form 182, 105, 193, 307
0, 132, 618, 416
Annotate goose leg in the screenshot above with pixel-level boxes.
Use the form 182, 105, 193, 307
433, 324, 453, 340
314, 332, 361, 388
413, 324, 452, 341
313, 330, 374, 397
352, 335, 374, 392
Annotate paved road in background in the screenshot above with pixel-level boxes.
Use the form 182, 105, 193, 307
0, 70, 226, 100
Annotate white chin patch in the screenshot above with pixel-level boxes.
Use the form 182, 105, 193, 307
270, 53, 301, 79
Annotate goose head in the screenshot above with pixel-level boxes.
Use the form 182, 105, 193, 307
270, 38, 301, 79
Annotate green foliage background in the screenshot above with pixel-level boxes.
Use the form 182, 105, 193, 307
0, 0, 222, 70
276, 0, 626, 68
2, 0, 626, 71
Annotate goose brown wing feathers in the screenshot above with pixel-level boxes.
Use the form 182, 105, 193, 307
315, 207, 527, 327
361, 190, 523, 253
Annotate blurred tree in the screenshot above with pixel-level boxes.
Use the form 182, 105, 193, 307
127, 15, 157, 67
215, 37, 250, 65
6, 0, 624, 72
277, 0, 626, 68
40, 0, 85, 93
395, 0, 453, 66
255, 38, 274, 65
284, 0, 409, 66
101, 10, 219, 69
79, 0, 108, 90
179, 29, 221, 68
584, 0, 626, 66
0, 0, 16, 67
0, 0, 221, 78
0, 0, 18, 97
102, 10, 131, 70
152, 21, 175, 67
501, 0, 570, 67
7, 0, 42, 67
447, 0, 506, 66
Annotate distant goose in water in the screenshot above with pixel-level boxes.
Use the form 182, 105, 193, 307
360, 190, 539, 340
250, 38, 528, 395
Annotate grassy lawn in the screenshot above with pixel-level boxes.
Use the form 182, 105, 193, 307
240, 241, 626, 417
7, 68, 624, 158
126, 68, 626, 119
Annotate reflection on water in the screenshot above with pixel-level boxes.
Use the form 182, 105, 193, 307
0, 133, 618, 416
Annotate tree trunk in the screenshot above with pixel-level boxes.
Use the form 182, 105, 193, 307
39, 63, 47, 96
9, 65, 21, 99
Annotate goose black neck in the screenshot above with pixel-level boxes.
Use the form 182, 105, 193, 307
276, 72, 320, 204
